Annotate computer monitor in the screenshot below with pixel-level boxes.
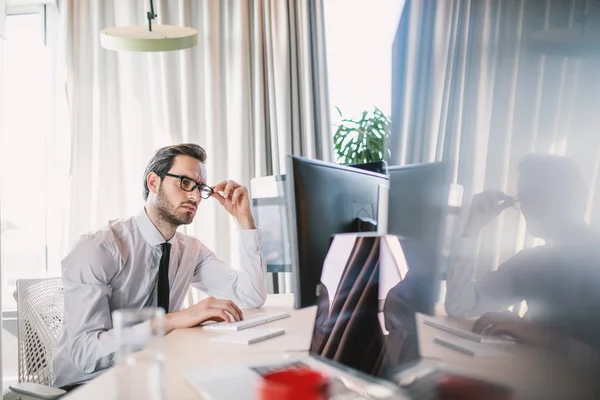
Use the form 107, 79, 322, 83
387, 162, 452, 314
349, 160, 389, 175
311, 233, 439, 382
286, 156, 390, 309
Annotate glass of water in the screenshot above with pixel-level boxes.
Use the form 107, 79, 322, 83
112, 307, 166, 400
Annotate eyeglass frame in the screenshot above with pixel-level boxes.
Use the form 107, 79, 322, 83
161, 173, 214, 199
503, 196, 520, 210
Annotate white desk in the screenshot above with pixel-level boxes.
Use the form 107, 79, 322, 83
415, 314, 596, 400
64, 294, 595, 400
64, 295, 314, 400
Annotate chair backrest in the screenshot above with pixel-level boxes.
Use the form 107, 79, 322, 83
16, 278, 64, 386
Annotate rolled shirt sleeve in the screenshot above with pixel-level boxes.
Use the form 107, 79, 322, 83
445, 236, 521, 318
191, 229, 267, 308
61, 236, 120, 374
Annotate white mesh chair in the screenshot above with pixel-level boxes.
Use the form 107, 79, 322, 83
15, 278, 64, 387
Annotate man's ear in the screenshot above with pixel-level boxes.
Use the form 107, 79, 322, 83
147, 172, 161, 195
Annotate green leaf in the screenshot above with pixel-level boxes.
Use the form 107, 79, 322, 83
332, 105, 391, 166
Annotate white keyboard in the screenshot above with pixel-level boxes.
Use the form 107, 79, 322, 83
203, 311, 290, 331
210, 328, 286, 345
424, 319, 515, 344
434, 336, 511, 357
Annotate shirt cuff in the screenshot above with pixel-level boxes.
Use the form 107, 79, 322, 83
237, 228, 262, 252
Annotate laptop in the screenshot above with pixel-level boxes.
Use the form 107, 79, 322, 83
184, 233, 450, 400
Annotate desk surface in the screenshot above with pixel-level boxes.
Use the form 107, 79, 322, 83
64, 295, 313, 400
415, 314, 596, 400
65, 295, 595, 400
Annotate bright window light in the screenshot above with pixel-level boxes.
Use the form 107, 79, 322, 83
324, 0, 405, 125
1, 11, 50, 311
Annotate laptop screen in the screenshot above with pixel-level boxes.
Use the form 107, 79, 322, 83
308, 234, 426, 379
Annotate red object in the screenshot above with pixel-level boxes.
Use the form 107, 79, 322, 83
258, 368, 329, 400
437, 375, 515, 400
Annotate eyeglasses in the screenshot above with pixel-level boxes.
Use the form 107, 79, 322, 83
162, 173, 214, 199
504, 196, 521, 211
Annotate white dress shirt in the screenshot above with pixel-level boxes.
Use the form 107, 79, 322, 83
52, 209, 266, 388
445, 234, 600, 370
444, 236, 516, 318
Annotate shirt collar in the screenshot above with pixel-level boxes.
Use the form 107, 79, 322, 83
135, 208, 176, 246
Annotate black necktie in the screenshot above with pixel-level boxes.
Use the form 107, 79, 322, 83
157, 242, 171, 313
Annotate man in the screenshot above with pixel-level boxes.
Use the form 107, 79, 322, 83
52, 144, 267, 389
445, 154, 600, 364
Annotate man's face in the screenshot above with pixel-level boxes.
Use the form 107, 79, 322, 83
155, 155, 207, 226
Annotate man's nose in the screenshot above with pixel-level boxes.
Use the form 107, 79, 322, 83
187, 190, 200, 204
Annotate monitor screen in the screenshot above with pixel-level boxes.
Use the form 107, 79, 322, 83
309, 233, 431, 379
349, 160, 389, 175
310, 235, 391, 378
286, 156, 389, 309
387, 162, 452, 314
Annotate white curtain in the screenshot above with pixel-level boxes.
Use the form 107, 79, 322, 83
389, 0, 600, 273
0, 0, 5, 39
53, 0, 332, 272
0, 0, 5, 386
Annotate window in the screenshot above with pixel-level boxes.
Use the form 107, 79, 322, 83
1, 8, 51, 311
1, 6, 54, 389
323, 0, 405, 125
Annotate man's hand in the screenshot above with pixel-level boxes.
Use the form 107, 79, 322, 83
211, 180, 256, 229
164, 297, 243, 334
472, 312, 568, 355
462, 190, 513, 237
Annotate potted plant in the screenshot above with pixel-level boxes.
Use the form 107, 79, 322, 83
333, 106, 391, 165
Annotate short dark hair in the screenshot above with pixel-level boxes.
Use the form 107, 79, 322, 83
517, 153, 587, 216
143, 143, 207, 200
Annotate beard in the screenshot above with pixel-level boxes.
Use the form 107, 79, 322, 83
156, 186, 196, 226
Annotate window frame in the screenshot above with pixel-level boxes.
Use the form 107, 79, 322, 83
1, 5, 50, 315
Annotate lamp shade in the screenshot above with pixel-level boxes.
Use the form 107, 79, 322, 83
528, 28, 600, 58
100, 24, 198, 52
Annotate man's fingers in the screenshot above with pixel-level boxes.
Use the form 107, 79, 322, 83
211, 191, 226, 205
484, 194, 503, 210
474, 191, 511, 218
481, 323, 520, 341
480, 322, 498, 335
473, 320, 491, 334
231, 187, 246, 206
223, 180, 239, 199
473, 314, 495, 333
483, 189, 509, 200
478, 190, 511, 207
214, 303, 241, 321
213, 181, 228, 192
212, 179, 243, 200
473, 311, 517, 333
214, 309, 232, 323
221, 300, 244, 321
230, 302, 244, 320
202, 310, 231, 324
225, 304, 242, 321
212, 300, 243, 321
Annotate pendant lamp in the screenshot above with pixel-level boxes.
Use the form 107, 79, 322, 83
100, 0, 197, 52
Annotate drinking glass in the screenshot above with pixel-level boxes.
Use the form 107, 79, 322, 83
112, 307, 165, 400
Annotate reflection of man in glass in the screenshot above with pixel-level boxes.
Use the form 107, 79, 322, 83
310, 236, 387, 377
382, 238, 436, 370
382, 278, 419, 369
446, 154, 600, 363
